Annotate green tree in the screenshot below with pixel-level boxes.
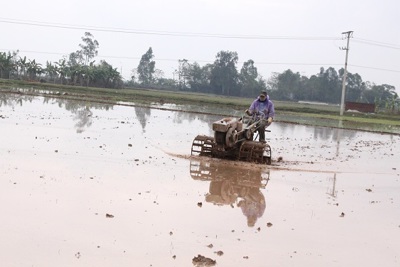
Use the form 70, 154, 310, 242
68, 51, 84, 66
55, 58, 68, 84
45, 61, 58, 83
79, 32, 99, 66
0, 51, 18, 79
78, 32, 99, 87
210, 51, 239, 95
305, 75, 320, 101
185, 62, 212, 93
365, 83, 398, 110
26, 59, 42, 81
238, 59, 266, 97
67, 52, 85, 85
137, 47, 155, 85
177, 59, 190, 90
269, 69, 301, 101
319, 67, 340, 103
346, 72, 366, 102
91, 60, 122, 88
18, 56, 28, 79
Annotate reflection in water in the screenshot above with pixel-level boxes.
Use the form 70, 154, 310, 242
314, 125, 356, 140
3, 89, 397, 138
190, 159, 270, 227
134, 106, 151, 133
327, 173, 338, 198
43, 96, 112, 133
335, 120, 344, 157
74, 107, 93, 133
246, 117, 358, 144
171, 109, 218, 125
0, 90, 35, 107
0, 90, 114, 133
171, 109, 218, 137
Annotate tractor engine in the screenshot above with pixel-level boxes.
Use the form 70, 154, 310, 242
191, 116, 272, 165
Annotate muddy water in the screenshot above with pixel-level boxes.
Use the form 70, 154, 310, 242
1, 95, 399, 267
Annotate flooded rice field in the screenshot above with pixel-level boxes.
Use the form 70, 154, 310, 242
1, 94, 399, 267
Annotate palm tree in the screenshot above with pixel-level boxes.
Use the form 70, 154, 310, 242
55, 58, 68, 84
45, 61, 58, 83
96, 60, 122, 88
0, 52, 7, 78
18, 56, 28, 79
0, 51, 17, 79
26, 59, 43, 81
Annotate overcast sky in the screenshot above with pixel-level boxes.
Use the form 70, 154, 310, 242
1, 0, 399, 93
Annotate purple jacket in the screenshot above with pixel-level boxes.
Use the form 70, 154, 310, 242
249, 96, 275, 118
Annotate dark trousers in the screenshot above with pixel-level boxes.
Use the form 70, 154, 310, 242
257, 119, 271, 142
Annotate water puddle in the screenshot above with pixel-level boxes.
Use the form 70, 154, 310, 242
1, 94, 399, 267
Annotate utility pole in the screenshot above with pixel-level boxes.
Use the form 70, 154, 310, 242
340, 31, 353, 116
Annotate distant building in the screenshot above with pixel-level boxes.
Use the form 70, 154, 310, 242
345, 101, 375, 113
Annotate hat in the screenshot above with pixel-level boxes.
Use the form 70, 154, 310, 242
260, 91, 267, 97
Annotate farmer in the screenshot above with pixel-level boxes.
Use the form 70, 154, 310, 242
245, 90, 275, 142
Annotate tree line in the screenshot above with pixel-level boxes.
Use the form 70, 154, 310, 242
1, 32, 398, 112
0, 32, 123, 88
130, 47, 398, 111
129, 48, 267, 98
267, 68, 398, 109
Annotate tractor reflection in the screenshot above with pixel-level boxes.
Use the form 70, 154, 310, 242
190, 159, 270, 227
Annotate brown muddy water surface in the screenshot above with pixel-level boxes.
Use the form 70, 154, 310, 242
1, 95, 399, 267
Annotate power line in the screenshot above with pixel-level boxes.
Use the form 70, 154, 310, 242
0, 49, 65, 56
353, 38, 400, 50
0, 17, 340, 40
0, 48, 344, 65
349, 64, 400, 73
2, 48, 398, 72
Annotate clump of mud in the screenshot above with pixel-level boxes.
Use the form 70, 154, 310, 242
192, 254, 216, 266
